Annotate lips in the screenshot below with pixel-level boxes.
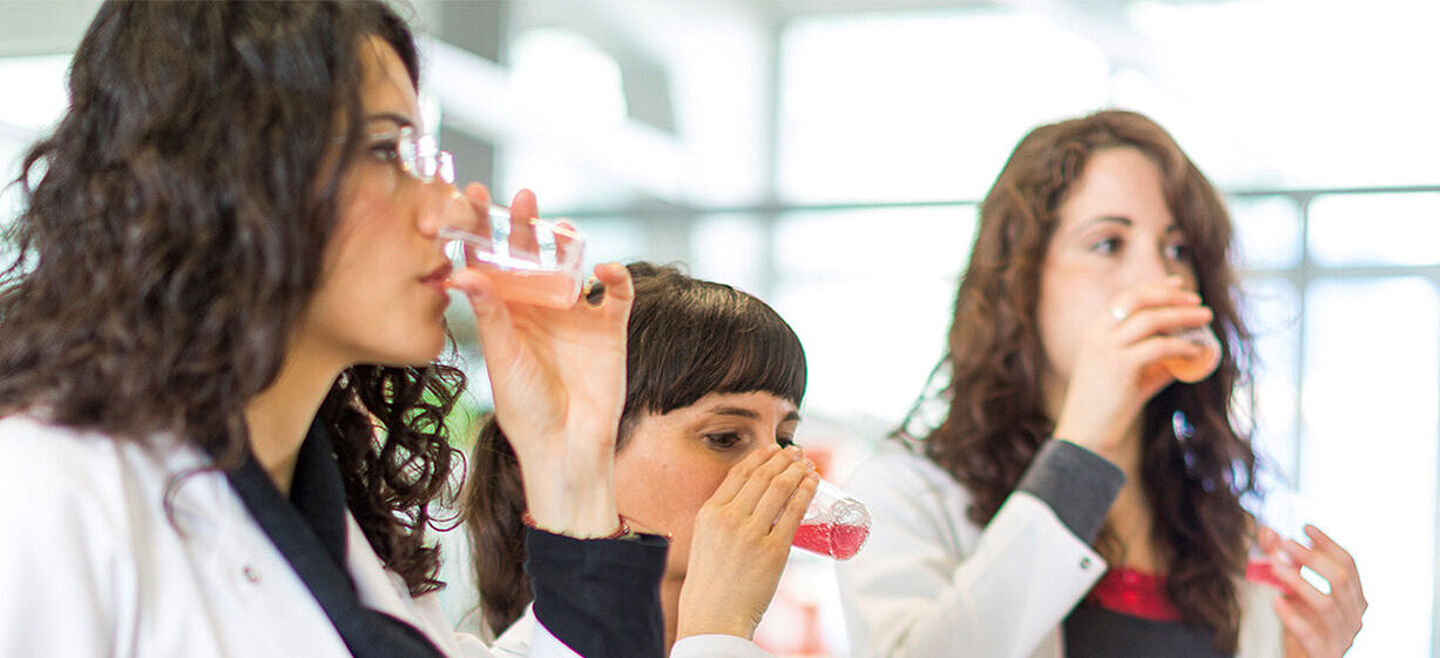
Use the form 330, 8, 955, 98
420, 262, 453, 289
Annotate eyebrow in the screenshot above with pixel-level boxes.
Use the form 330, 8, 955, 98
707, 406, 803, 423
1080, 215, 1184, 235
1084, 215, 1133, 229
364, 112, 415, 129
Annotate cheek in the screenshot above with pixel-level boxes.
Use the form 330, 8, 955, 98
1036, 275, 1106, 377
614, 452, 733, 570
615, 457, 727, 528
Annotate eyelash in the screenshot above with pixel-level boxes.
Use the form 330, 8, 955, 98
705, 432, 744, 451
704, 432, 798, 451
368, 140, 401, 163
1091, 236, 1190, 262
1092, 236, 1121, 254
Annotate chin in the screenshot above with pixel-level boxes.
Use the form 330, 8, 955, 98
374, 334, 448, 368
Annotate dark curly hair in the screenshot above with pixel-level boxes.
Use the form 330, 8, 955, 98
462, 262, 808, 635
901, 110, 1259, 651
0, 0, 460, 595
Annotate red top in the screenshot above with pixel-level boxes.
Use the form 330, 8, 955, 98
1085, 568, 1182, 623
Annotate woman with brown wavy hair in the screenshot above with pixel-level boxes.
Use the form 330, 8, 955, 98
0, 2, 672, 657
837, 110, 1365, 657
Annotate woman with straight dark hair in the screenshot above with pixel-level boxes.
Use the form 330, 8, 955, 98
837, 110, 1366, 657
466, 263, 818, 657
0, 2, 717, 656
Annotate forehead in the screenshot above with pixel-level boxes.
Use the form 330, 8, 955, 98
357, 35, 419, 122
689, 390, 799, 416
1055, 146, 1174, 232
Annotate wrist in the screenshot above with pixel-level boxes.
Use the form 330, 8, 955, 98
520, 467, 619, 538
676, 619, 756, 643
523, 511, 633, 540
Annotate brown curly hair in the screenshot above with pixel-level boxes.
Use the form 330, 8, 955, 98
0, 0, 459, 596
903, 110, 1259, 650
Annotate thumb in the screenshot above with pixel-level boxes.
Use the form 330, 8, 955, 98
1257, 525, 1283, 556
451, 268, 519, 364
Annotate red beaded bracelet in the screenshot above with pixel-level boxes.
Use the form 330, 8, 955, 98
521, 511, 632, 540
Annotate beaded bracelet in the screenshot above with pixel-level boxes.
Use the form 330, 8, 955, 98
521, 511, 632, 540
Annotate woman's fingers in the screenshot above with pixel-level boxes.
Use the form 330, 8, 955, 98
1274, 595, 1330, 657
1257, 525, 1283, 556
748, 460, 816, 535
461, 182, 494, 240
450, 268, 516, 359
507, 188, 541, 256
1283, 528, 1367, 623
1266, 526, 1365, 657
1116, 306, 1214, 345
1125, 334, 1204, 368
707, 444, 781, 508
769, 473, 819, 541
1267, 554, 1346, 632
591, 262, 634, 320
1106, 276, 1200, 321
728, 446, 809, 514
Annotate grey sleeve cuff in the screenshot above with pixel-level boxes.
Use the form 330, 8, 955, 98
1015, 439, 1126, 543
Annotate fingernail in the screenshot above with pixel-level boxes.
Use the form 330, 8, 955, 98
763, 443, 781, 456
784, 445, 804, 460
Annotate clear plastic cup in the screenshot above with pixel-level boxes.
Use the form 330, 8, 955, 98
1243, 489, 1311, 594
1162, 325, 1221, 383
791, 479, 871, 561
440, 199, 586, 310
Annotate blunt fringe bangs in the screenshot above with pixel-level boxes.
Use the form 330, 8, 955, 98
622, 263, 807, 433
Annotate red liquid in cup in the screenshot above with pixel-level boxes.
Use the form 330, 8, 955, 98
792, 520, 870, 561
1245, 557, 1295, 595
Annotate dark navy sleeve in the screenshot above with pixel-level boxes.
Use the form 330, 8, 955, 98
524, 528, 670, 658
1016, 439, 1126, 544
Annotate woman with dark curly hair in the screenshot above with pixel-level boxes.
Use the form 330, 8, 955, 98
837, 110, 1366, 657
0, 2, 695, 657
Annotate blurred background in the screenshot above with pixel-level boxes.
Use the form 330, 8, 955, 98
2, 0, 1438, 655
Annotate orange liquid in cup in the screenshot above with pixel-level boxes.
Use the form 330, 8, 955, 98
1162, 326, 1221, 383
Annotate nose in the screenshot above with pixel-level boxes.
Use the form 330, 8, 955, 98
1130, 244, 1191, 289
418, 182, 477, 239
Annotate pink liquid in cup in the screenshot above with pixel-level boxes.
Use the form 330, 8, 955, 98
440, 217, 585, 310
474, 266, 582, 309
793, 480, 871, 561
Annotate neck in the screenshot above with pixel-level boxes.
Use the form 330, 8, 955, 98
661, 573, 682, 655
1104, 422, 1163, 573
244, 337, 347, 497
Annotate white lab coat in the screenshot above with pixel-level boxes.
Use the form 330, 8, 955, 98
837, 443, 1285, 658
0, 414, 582, 658
492, 606, 775, 658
